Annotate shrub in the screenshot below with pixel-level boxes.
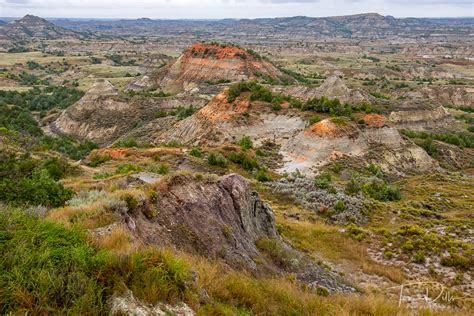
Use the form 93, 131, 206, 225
113, 138, 139, 148
0, 152, 73, 207
228, 152, 258, 171
255, 169, 272, 182
345, 177, 361, 195
333, 200, 345, 212
189, 147, 202, 158
127, 248, 190, 304
157, 164, 169, 175
345, 223, 367, 241
88, 154, 111, 167
413, 251, 426, 264
441, 254, 472, 269
309, 115, 322, 125
152, 154, 161, 161
238, 136, 253, 150
208, 153, 228, 167
116, 163, 142, 174
314, 173, 331, 189
362, 179, 401, 201
419, 138, 438, 158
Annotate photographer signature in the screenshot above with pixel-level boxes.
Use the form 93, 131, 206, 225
388, 281, 457, 307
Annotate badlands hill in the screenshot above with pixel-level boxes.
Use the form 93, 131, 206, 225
0, 14, 91, 50
128, 43, 294, 93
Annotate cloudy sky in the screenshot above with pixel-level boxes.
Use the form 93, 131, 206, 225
0, 0, 472, 19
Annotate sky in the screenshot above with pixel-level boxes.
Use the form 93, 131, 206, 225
0, 0, 472, 19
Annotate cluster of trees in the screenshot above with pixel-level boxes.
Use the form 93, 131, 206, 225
227, 81, 375, 116
0, 86, 84, 112
0, 151, 74, 207
401, 129, 474, 149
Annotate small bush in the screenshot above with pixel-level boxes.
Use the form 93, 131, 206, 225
309, 115, 322, 125
333, 200, 345, 212
113, 138, 139, 148
228, 152, 258, 171
189, 147, 202, 158
208, 153, 228, 167
157, 164, 169, 175
441, 254, 472, 269
238, 136, 253, 150
116, 163, 142, 174
345, 177, 361, 195
255, 169, 272, 182
88, 154, 111, 167
363, 179, 401, 201
314, 173, 331, 189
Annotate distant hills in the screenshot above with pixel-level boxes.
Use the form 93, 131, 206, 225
0, 14, 92, 48
0, 13, 472, 49
52, 13, 473, 40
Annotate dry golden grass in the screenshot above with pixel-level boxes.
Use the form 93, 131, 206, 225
178, 252, 417, 316
93, 225, 142, 255
276, 215, 406, 284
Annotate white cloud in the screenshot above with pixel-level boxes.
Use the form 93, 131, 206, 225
0, 0, 472, 18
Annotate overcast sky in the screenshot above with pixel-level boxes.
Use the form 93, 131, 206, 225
0, 0, 472, 19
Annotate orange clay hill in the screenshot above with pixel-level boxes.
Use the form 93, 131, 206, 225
144, 42, 294, 93
304, 118, 357, 138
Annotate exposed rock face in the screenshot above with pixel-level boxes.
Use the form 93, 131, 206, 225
110, 290, 194, 316
279, 124, 438, 176
136, 173, 278, 270
130, 43, 291, 93
419, 86, 474, 108
131, 173, 354, 293
274, 76, 369, 104
388, 106, 453, 131
49, 80, 207, 145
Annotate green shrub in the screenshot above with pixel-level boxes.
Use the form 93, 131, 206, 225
157, 164, 169, 175
255, 169, 272, 182
413, 251, 426, 264
333, 200, 345, 212
127, 248, 189, 304
116, 163, 142, 174
228, 152, 258, 171
0, 152, 73, 207
419, 138, 438, 158
189, 147, 202, 158
309, 115, 322, 125
314, 173, 331, 189
345, 223, 367, 241
113, 138, 139, 148
362, 179, 401, 201
238, 136, 253, 150
152, 154, 161, 161
208, 153, 228, 167
88, 154, 111, 167
162, 140, 182, 148
441, 254, 472, 269
39, 136, 98, 160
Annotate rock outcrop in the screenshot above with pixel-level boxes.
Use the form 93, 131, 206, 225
49, 80, 207, 145
135, 173, 278, 270
274, 75, 369, 104
129, 173, 353, 292
388, 106, 453, 131
129, 43, 292, 94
